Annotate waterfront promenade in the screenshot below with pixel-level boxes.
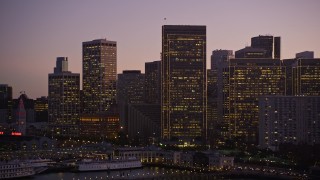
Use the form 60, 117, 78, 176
28, 166, 308, 180
0, 148, 308, 179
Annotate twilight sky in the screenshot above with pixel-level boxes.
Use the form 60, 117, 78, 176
0, 0, 319, 98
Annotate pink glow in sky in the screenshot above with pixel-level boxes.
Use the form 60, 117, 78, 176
1, 0, 320, 98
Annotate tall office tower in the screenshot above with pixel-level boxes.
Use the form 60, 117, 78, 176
207, 69, 217, 144
259, 96, 320, 150
117, 70, 145, 132
209, 50, 234, 144
235, 47, 267, 58
224, 58, 286, 143
161, 25, 207, 142
16, 98, 26, 135
145, 61, 161, 104
0, 84, 12, 123
251, 35, 281, 59
48, 57, 80, 137
296, 51, 314, 59
283, 58, 320, 96
13, 93, 34, 123
82, 39, 117, 114
34, 96, 48, 122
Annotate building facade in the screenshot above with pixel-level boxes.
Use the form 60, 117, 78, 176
48, 57, 80, 137
207, 69, 217, 142
34, 96, 48, 122
251, 35, 281, 59
127, 104, 161, 143
0, 84, 12, 123
224, 58, 286, 143
145, 61, 161, 104
161, 25, 207, 142
82, 39, 117, 114
235, 47, 267, 58
80, 106, 120, 140
259, 96, 320, 150
283, 58, 320, 96
117, 70, 145, 132
210, 50, 234, 144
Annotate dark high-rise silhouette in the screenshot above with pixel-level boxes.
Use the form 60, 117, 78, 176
0, 84, 12, 123
34, 96, 48, 122
251, 35, 281, 59
117, 70, 145, 132
161, 25, 207, 142
145, 61, 161, 104
209, 50, 234, 145
128, 104, 161, 143
54, 57, 68, 73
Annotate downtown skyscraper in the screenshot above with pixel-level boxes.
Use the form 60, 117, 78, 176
208, 50, 234, 145
82, 39, 117, 114
224, 58, 286, 143
48, 57, 80, 137
145, 61, 161, 104
251, 35, 281, 59
117, 70, 145, 132
161, 25, 207, 142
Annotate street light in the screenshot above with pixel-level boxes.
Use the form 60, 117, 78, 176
152, 133, 156, 144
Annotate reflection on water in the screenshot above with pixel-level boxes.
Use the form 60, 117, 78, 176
33, 167, 219, 180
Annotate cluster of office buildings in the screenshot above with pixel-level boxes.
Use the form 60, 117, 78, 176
0, 85, 48, 136
1, 25, 320, 151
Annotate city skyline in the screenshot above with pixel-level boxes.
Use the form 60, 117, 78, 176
1, 2, 320, 176
1, 0, 320, 98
